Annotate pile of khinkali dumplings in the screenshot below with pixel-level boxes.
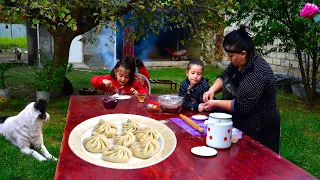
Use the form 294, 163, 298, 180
83, 118, 161, 163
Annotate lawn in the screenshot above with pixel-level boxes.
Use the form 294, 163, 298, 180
0, 65, 319, 179
0, 37, 27, 49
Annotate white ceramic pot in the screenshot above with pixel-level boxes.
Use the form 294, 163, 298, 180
204, 113, 233, 149
0, 88, 10, 102
36, 91, 50, 103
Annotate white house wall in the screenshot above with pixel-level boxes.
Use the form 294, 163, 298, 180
68, 35, 83, 63
82, 26, 116, 69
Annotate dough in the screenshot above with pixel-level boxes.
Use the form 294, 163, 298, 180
83, 132, 110, 153
122, 119, 140, 133
94, 119, 118, 138
134, 127, 160, 141
102, 145, 132, 163
130, 138, 160, 159
113, 131, 135, 148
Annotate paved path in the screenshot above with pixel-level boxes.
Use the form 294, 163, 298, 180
1, 51, 191, 70
70, 61, 190, 69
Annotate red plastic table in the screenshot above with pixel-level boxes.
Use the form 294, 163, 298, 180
54, 95, 316, 179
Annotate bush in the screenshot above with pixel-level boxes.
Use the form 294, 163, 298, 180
32, 58, 72, 92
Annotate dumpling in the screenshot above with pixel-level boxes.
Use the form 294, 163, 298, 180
122, 119, 140, 133
83, 132, 110, 153
130, 138, 161, 159
113, 131, 135, 148
94, 119, 118, 138
134, 127, 160, 141
102, 145, 132, 163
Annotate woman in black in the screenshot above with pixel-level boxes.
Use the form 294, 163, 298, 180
203, 26, 281, 154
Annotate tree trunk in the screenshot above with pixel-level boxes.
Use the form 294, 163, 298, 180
47, 15, 99, 96
296, 48, 319, 107
26, 20, 38, 66
51, 31, 75, 96
296, 49, 310, 105
310, 51, 318, 107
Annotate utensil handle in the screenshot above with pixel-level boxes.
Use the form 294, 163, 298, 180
179, 114, 204, 133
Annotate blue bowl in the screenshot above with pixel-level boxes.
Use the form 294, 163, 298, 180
102, 97, 118, 109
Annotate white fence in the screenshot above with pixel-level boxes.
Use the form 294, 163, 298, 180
0, 24, 26, 38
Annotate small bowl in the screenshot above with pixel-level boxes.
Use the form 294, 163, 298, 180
158, 95, 183, 113
102, 97, 118, 109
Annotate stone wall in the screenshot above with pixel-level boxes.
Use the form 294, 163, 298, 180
221, 46, 304, 77
263, 51, 301, 76
39, 26, 53, 60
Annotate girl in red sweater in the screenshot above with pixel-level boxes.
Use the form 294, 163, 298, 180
91, 56, 148, 95
136, 58, 150, 79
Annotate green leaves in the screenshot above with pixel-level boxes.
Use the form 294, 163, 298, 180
59, 12, 65, 19
230, 0, 320, 106
32, 18, 40, 24
64, 15, 72, 22
61, 6, 70, 14
33, 57, 71, 92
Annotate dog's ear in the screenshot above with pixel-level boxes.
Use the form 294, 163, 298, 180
34, 99, 47, 111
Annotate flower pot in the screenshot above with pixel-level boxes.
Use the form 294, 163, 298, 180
291, 84, 306, 97
36, 91, 50, 103
0, 88, 10, 102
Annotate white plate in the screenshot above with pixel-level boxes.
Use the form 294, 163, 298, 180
191, 146, 217, 157
115, 95, 131, 100
68, 114, 177, 169
191, 115, 208, 121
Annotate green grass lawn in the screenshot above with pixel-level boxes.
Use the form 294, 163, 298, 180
0, 37, 27, 49
0, 65, 319, 179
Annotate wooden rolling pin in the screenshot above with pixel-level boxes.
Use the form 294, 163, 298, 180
179, 114, 204, 134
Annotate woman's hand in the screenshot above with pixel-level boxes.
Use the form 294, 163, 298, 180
102, 79, 112, 87
203, 90, 215, 102
198, 103, 205, 112
203, 100, 218, 111
130, 88, 138, 95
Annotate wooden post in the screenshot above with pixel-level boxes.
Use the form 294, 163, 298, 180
10, 24, 12, 38
123, 26, 134, 58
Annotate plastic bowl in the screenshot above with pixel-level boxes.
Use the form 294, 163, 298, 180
102, 97, 118, 109
158, 95, 183, 113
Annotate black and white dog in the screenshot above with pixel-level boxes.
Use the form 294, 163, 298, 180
0, 99, 57, 161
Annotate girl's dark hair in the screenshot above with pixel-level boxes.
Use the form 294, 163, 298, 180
223, 25, 254, 56
135, 58, 144, 68
187, 59, 204, 71
111, 56, 136, 84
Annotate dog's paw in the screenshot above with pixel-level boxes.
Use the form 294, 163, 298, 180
46, 155, 58, 161
38, 156, 47, 161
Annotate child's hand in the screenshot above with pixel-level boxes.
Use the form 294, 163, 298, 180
203, 100, 217, 111
102, 79, 112, 87
198, 103, 205, 112
130, 88, 138, 95
136, 76, 144, 85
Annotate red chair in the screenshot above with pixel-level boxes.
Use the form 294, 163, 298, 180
135, 73, 151, 94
